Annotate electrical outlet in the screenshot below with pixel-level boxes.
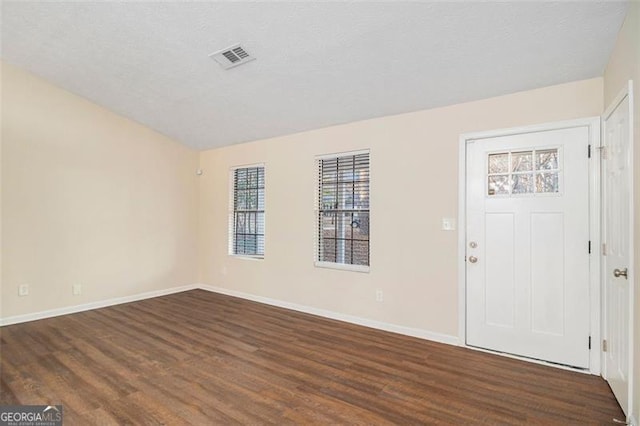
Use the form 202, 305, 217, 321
376, 289, 383, 302
72, 284, 82, 296
19, 284, 29, 296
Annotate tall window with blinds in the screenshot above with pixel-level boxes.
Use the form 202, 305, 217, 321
230, 165, 265, 257
316, 151, 370, 269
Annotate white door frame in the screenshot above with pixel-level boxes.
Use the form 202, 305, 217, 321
457, 117, 602, 374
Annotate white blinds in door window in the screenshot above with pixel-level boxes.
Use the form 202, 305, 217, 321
230, 165, 265, 257
317, 152, 370, 267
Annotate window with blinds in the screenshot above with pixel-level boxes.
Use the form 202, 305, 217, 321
230, 165, 265, 257
316, 151, 370, 268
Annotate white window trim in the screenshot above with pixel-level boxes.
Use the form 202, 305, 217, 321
228, 163, 266, 259
314, 150, 371, 272
315, 149, 370, 160
314, 261, 370, 273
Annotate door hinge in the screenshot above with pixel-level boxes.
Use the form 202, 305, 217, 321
602, 243, 607, 256
588, 240, 591, 254
588, 144, 591, 158
601, 146, 608, 160
602, 339, 608, 352
588, 336, 591, 349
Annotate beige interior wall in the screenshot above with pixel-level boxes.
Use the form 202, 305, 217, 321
1, 61, 199, 319
199, 77, 603, 339
604, 1, 640, 420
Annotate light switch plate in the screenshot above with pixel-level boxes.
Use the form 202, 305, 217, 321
442, 218, 456, 231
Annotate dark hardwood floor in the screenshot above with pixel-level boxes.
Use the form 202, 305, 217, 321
0, 289, 624, 424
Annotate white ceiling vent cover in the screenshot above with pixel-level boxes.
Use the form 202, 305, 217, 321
209, 44, 255, 70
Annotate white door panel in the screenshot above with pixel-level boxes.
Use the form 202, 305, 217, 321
603, 83, 633, 416
531, 212, 565, 336
466, 126, 591, 368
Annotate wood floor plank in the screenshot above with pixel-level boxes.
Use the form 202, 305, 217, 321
0, 289, 625, 424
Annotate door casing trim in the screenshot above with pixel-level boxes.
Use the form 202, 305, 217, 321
457, 117, 602, 374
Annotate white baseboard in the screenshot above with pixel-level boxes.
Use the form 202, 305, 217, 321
1, 282, 459, 348
198, 284, 460, 346
629, 414, 638, 426
0, 284, 199, 326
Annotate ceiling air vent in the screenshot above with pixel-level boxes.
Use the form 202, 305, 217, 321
209, 44, 255, 70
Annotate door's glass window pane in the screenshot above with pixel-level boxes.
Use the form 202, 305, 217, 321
488, 153, 509, 174
536, 172, 559, 193
511, 151, 533, 172
512, 173, 533, 194
487, 147, 561, 197
488, 175, 509, 195
536, 149, 559, 170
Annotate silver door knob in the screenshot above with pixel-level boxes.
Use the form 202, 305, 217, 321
613, 268, 628, 279
468, 256, 478, 263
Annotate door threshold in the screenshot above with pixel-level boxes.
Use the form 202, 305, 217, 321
464, 343, 593, 375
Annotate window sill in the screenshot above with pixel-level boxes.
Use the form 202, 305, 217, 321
229, 254, 264, 261
314, 261, 370, 273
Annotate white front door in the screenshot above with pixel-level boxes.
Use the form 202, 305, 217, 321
466, 125, 592, 368
602, 82, 634, 416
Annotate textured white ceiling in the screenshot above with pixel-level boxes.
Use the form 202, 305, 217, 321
0, 1, 629, 150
